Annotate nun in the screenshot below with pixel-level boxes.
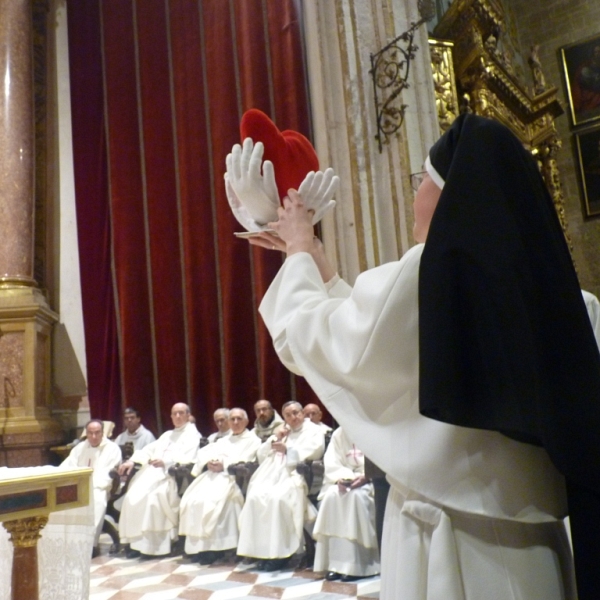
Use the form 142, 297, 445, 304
245, 113, 599, 600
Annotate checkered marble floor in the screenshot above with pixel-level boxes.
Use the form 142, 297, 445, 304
90, 539, 380, 600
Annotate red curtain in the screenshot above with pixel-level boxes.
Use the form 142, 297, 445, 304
67, 0, 323, 435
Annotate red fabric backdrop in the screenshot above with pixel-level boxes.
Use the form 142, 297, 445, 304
67, 0, 326, 436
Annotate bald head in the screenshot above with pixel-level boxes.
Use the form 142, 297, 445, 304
229, 408, 249, 434
171, 403, 190, 428
303, 403, 323, 424
254, 399, 274, 425
213, 408, 231, 433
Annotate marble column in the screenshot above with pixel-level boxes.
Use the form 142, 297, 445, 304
0, 0, 61, 466
0, 0, 35, 286
303, 0, 439, 284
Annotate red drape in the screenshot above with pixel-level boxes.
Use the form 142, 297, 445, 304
67, 0, 325, 436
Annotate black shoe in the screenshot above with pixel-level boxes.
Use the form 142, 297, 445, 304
340, 574, 362, 582
325, 571, 341, 581
211, 550, 227, 564
197, 551, 218, 565
108, 542, 120, 555
261, 557, 290, 572
125, 548, 141, 559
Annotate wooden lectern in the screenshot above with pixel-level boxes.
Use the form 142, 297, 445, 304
0, 468, 91, 600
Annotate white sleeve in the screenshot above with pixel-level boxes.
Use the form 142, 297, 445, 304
259, 245, 423, 411
582, 290, 600, 352
323, 429, 357, 484
60, 443, 83, 468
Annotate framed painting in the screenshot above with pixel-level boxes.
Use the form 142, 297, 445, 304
560, 34, 600, 127
574, 124, 600, 217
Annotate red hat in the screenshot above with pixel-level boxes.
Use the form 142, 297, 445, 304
240, 109, 319, 201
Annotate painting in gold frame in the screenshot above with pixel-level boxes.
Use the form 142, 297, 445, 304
560, 34, 600, 127
574, 124, 600, 217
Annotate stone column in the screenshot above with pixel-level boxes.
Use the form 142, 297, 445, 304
4, 516, 48, 600
303, 0, 439, 283
0, 0, 61, 466
0, 0, 36, 286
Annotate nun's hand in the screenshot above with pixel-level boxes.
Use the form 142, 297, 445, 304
269, 189, 314, 255
248, 231, 286, 252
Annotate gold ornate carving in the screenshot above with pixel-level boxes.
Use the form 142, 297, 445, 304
534, 132, 574, 253
429, 39, 459, 131
432, 0, 571, 246
0, 332, 24, 409
3, 516, 48, 547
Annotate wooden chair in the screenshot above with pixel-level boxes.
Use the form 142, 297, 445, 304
103, 443, 138, 554
295, 460, 325, 568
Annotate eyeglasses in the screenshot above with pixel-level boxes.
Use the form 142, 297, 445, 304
410, 171, 426, 192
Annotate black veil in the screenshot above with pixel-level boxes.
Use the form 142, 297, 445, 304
419, 113, 600, 599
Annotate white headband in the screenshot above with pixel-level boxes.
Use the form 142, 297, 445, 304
425, 155, 445, 190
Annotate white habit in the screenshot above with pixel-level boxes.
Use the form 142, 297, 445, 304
251, 410, 284, 441
260, 244, 575, 600
237, 420, 325, 559
312, 420, 332, 433
313, 428, 380, 577
119, 421, 201, 555
179, 429, 260, 553
114, 424, 156, 450
61, 437, 122, 544
207, 430, 231, 443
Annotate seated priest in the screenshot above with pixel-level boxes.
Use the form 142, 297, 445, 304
251, 398, 284, 441
114, 407, 156, 451
117, 402, 201, 557
178, 408, 261, 563
303, 403, 333, 433
237, 400, 325, 571
313, 428, 380, 582
207, 408, 231, 442
60, 419, 122, 556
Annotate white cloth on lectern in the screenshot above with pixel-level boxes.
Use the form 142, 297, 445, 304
313, 428, 379, 576
60, 437, 121, 543
259, 245, 575, 599
237, 420, 325, 559
119, 421, 200, 555
179, 429, 260, 553
0, 466, 95, 600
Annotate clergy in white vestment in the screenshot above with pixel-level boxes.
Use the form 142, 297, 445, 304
207, 407, 232, 443
179, 408, 261, 563
303, 403, 333, 433
237, 400, 325, 571
114, 407, 156, 451
313, 428, 379, 581
118, 403, 201, 557
251, 399, 284, 441
60, 419, 122, 552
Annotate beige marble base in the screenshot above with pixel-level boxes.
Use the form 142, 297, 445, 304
0, 287, 62, 466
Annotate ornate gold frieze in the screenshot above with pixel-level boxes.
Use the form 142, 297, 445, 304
429, 39, 459, 132
431, 0, 571, 246
3, 515, 48, 547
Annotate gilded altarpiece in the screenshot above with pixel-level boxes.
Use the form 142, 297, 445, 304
429, 0, 572, 248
